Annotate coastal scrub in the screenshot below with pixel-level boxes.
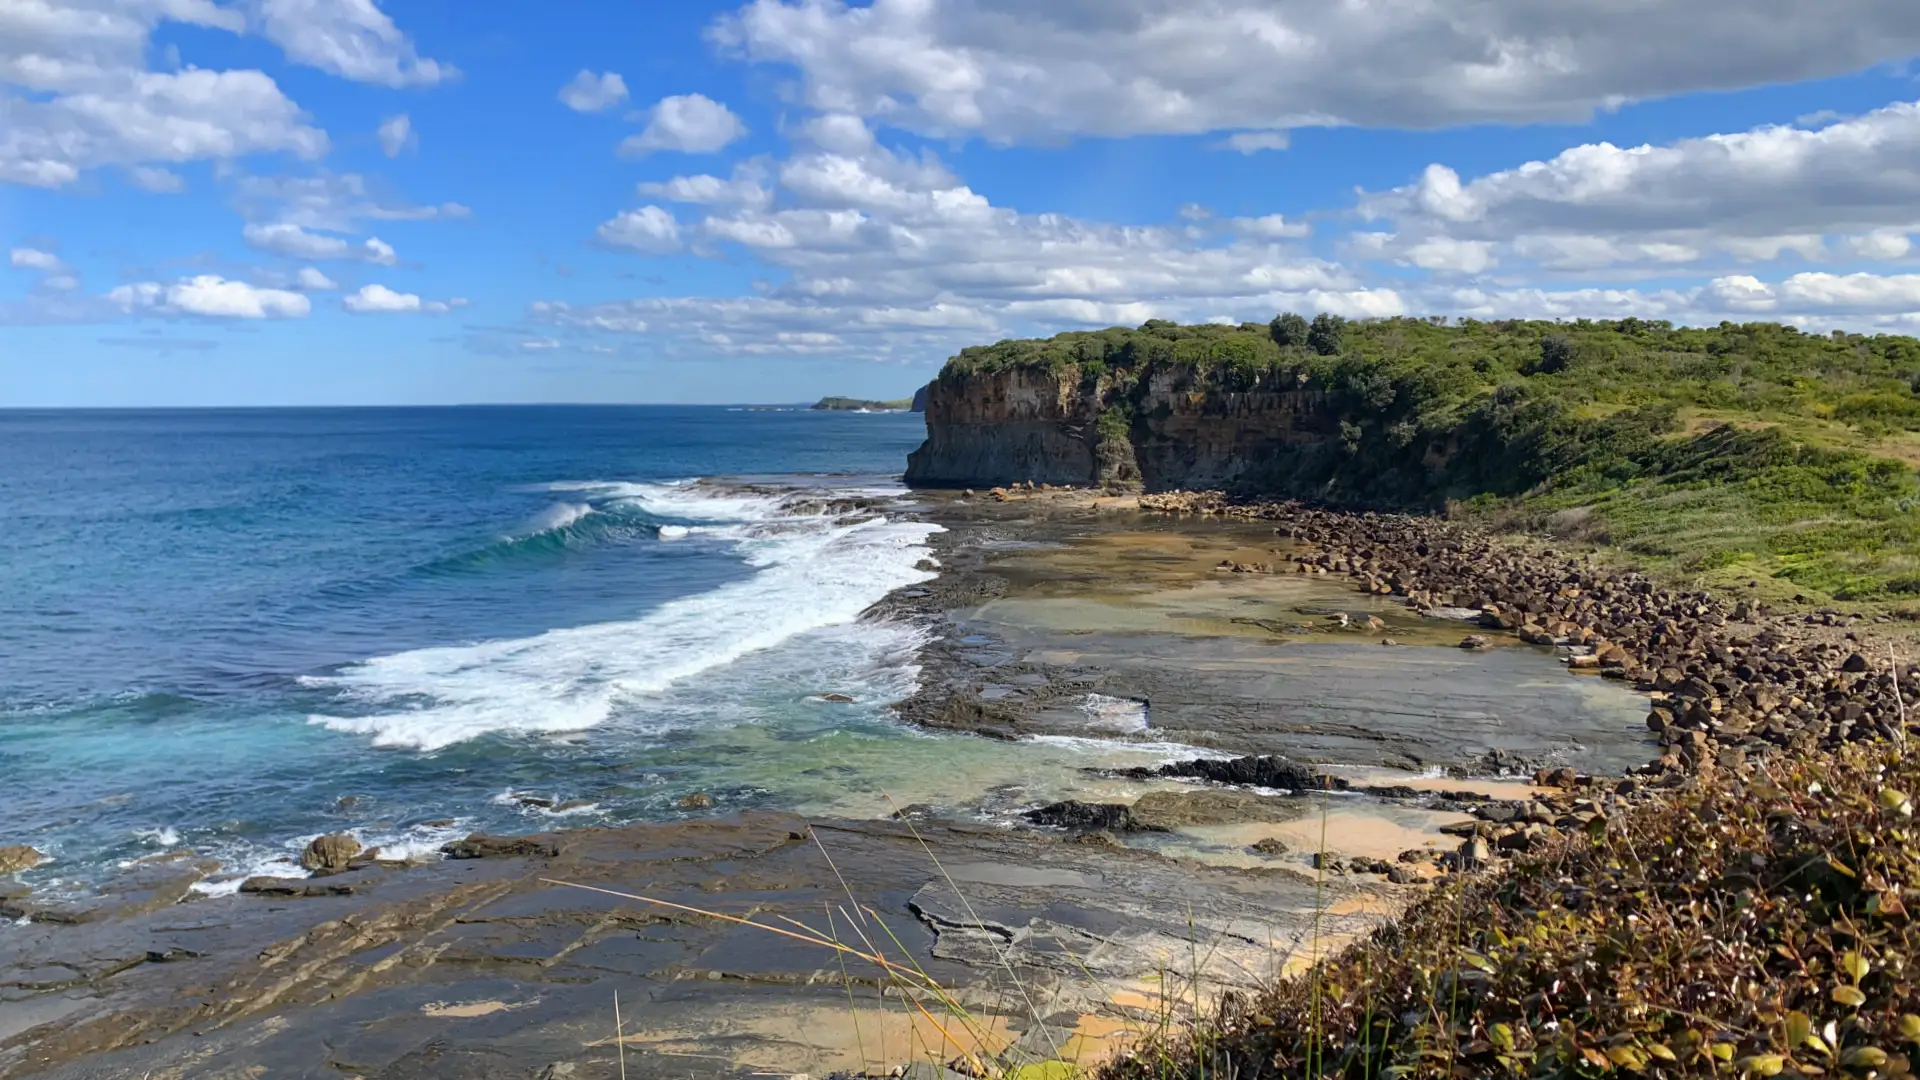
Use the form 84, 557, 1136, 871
931, 317, 1920, 601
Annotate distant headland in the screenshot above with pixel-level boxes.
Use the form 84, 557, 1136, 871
811, 388, 928, 412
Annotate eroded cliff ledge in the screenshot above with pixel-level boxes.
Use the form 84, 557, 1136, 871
904, 365, 1339, 492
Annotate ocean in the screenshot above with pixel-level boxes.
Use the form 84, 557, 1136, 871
0, 406, 1089, 897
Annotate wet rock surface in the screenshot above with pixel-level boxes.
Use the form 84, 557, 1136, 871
877, 494, 1653, 772
0, 814, 1361, 1080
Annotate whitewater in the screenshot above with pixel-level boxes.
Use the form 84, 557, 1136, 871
308, 481, 943, 750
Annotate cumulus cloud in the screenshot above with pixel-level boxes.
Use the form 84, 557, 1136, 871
255, 0, 453, 87
1358, 100, 1920, 271
1230, 214, 1311, 240
2, 68, 328, 188
559, 70, 628, 112
10, 248, 65, 272
637, 165, 773, 208
376, 113, 413, 157
342, 283, 464, 313
546, 119, 1389, 359
109, 274, 311, 318
709, 0, 1920, 140
242, 222, 397, 263
620, 94, 748, 155
296, 266, 338, 290
596, 205, 683, 252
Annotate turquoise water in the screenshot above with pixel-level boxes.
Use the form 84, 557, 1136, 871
2, 406, 1068, 894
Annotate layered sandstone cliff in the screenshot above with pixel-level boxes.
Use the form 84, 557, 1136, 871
904, 365, 1341, 492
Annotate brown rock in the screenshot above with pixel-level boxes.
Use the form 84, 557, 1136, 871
300, 833, 360, 873
678, 792, 716, 810
0, 845, 45, 874
1250, 837, 1289, 856
1459, 634, 1492, 651
820, 693, 856, 703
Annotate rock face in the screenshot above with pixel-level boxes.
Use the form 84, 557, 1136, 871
904, 366, 1339, 491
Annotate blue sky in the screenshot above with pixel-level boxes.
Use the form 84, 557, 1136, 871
4, 1, 1920, 406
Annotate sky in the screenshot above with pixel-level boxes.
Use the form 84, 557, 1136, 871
4, 2, 1920, 406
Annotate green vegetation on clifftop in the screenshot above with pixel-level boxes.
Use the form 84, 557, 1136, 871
940, 317, 1920, 602
812, 396, 914, 411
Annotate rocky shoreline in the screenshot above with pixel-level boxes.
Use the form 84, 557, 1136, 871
9, 486, 1900, 1079
1121, 490, 1918, 862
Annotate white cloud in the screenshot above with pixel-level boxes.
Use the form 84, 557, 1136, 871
1403, 237, 1497, 274
709, 0, 1920, 140
128, 165, 185, 192
296, 266, 338, 290
376, 113, 413, 157
255, 0, 453, 87
1846, 230, 1914, 260
10, 247, 65, 272
242, 222, 399, 264
620, 93, 748, 155
559, 69, 628, 112
42, 274, 80, 291
1218, 131, 1290, 154
243, 223, 349, 259
596, 205, 683, 253
110, 274, 311, 318
546, 127, 1383, 359
2, 68, 328, 188
342, 282, 464, 313
637, 165, 773, 208
1359, 100, 1920, 271
232, 171, 470, 232
1230, 214, 1310, 240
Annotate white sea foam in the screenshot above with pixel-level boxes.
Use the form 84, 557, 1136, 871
1022, 734, 1235, 762
1079, 693, 1149, 733
308, 480, 942, 751
133, 826, 181, 847
525, 501, 593, 535
657, 524, 690, 540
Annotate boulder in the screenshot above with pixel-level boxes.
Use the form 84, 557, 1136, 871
1459, 634, 1492, 651
1250, 837, 1290, 856
300, 833, 361, 873
678, 792, 716, 810
0, 845, 45, 874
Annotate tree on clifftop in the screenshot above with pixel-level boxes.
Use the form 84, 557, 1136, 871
1308, 313, 1346, 356
1269, 312, 1309, 348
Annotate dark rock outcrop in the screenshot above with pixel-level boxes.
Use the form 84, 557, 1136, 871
440, 834, 561, 860
904, 366, 1339, 490
1125, 755, 1330, 792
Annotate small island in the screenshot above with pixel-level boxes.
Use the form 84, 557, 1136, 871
810, 396, 914, 412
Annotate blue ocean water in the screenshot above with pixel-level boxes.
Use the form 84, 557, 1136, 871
0, 406, 996, 893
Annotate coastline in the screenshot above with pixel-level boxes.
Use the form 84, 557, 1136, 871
8, 482, 1906, 1079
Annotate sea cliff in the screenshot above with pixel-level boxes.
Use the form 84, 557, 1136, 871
904, 364, 1341, 491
